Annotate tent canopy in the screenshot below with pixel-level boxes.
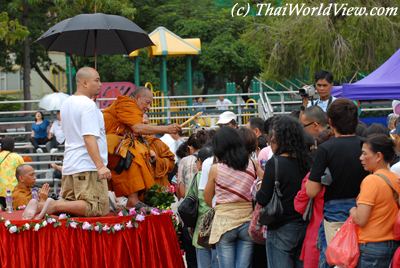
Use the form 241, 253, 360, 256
333, 48, 400, 100
129, 26, 201, 57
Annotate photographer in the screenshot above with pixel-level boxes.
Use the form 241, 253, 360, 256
300, 70, 336, 112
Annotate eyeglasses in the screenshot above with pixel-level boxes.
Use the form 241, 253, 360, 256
303, 122, 315, 128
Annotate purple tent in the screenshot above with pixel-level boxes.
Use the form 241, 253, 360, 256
333, 48, 400, 100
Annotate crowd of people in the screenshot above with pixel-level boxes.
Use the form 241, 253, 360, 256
1, 67, 400, 268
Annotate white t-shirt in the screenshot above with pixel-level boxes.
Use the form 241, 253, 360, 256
391, 162, 400, 176
160, 134, 183, 163
199, 156, 213, 190
198, 156, 216, 207
307, 96, 337, 112
216, 99, 232, 111
61, 95, 107, 175
50, 119, 65, 144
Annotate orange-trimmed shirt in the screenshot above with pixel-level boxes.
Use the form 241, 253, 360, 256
357, 169, 400, 243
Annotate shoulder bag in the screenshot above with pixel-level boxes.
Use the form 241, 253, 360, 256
197, 207, 215, 248
178, 174, 199, 228
258, 156, 284, 225
0, 152, 11, 166
376, 173, 400, 240
248, 159, 266, 244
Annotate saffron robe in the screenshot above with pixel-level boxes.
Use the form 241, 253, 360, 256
145, 135, 175, 186
103, 96, 154, 197
12, 185, 31, 210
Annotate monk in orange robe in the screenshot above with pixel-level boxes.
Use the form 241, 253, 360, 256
12, 164, 49, 209
103, 87, 181, 208
143, 114, 175, 186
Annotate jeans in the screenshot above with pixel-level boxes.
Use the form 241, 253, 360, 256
45, 136, 63, 151
215, 222, 253, 268
196, 248, 219, 268
30, 137, 48, 150
318, 198, 355, 268
357, 240, 399, 268
266, 219, 307, 268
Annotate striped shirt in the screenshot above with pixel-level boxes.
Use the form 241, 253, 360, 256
215, 160, 256, 205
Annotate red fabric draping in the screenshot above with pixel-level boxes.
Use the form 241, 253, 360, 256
0, 212, 184, 268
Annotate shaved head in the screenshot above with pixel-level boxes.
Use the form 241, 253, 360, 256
76, 67, 98, 84
132, 87, 153, 113
15, 164, 33, 179
75, 67, 101, 98
132, 86, 153, 99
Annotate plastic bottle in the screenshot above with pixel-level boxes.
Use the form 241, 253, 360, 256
260, 159, 267, 170
5, 189, 13, 213
32, 188, 38, 200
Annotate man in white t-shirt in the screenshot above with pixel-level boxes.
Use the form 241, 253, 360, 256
216, 96, 232, 111
31, 67, 111, 219
46, 111, 65, 153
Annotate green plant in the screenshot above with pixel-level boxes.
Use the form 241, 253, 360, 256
144, 184, 176, 210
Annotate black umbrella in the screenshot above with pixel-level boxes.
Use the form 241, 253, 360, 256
36, 13, 153, 57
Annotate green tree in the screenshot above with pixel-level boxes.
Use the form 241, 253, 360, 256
0, 12, 28, 44
133, 0, 260, 94
244, 0, 400, 83
0, 0, 137, 109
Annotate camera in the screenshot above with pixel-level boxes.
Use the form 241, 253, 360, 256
298, 85, 316, 98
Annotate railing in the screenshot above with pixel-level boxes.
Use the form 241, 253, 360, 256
0, 93, 263, 150
263, 90, 393, 115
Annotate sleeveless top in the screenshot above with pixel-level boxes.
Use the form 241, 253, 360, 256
215, 160, 256, 205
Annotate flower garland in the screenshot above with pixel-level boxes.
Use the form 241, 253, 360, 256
0, 207, 175, 234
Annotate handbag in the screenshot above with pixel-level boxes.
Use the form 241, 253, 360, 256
106, 133, 135, 174
375, 173, 400, 240
249, 203, 266, 244
178, 174, 199, 228
258, 156, 284, 226
248, 160, 266, 244
197, 207, 215, 248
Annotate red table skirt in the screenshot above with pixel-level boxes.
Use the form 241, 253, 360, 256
0, 211, 184, 268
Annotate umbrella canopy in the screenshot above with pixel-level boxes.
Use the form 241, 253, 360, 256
39, 92, 70, 111
36, 13, 153, 56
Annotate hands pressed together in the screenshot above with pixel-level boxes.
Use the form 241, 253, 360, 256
38, 183, 50, 202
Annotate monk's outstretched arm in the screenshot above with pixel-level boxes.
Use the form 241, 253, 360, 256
130, 123, 181, 135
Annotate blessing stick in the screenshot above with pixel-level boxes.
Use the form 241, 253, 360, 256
180, 112, 203, 127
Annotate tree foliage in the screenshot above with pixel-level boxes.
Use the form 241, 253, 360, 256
0, 12, 28, 44
133, 0, 260, 94
244, 0, 400, 83
0, 0, 137, 99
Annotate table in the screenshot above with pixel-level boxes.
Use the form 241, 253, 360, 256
0, 211, 184, 268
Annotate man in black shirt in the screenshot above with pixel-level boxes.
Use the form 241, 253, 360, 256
306, 98, 368, 268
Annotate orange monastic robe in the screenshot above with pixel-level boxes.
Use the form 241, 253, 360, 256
12, 185, 32, 210
103, 96, 154, 197
145, 136, 175, 186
